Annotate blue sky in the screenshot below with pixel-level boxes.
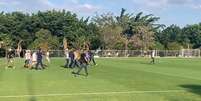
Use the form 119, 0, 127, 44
0, 0, 201, 27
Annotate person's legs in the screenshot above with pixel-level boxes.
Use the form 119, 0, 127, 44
76, 65, 82, 74
73, 63, 88, 76
150, 57, 155, 64
40, 60, 45, 69
152, 57, 155, 64
91, 57, 96, 65
46, 56, 50, 63
74, 60, 80, 68
69, 59, 73, 68
38, 60, 43, 69
28, 59, 32, 69
36, 59, 44, 70
83, 64, 88, 76
24, 60, 27, 67
72, 60, 81, 75
64, 58, 69, 68
71, 59, 76, 68
68, 58, 75, 68
35, 61, 40, 70
7, 58, 14, 69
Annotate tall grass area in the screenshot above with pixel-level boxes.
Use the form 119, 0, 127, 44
0, 58, 201, 101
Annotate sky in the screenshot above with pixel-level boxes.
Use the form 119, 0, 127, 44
0, 0, 201, 27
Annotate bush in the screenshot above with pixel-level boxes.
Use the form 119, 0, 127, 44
167, 42, 182, 50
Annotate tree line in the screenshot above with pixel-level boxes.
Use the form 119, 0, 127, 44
0, 8, 201, 53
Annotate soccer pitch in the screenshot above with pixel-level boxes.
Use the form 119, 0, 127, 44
0, 58, 201, 101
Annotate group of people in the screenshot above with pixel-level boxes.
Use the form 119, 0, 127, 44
5, 48, 97, 77
6, 48, 49, 70
24, 49, 48, 70
64, 49, 97, 76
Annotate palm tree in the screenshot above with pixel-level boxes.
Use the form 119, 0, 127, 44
116, 8, 162, 53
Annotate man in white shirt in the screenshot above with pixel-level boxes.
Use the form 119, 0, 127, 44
64, 49, 69, 68
46, 51, 50, 63
24, 50, 31, 68
31, 51, 37, 68
150, 49, 155, 64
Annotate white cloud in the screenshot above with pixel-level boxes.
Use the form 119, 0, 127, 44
75, 3, 100, 13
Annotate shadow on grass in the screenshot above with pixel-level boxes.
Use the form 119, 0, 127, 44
139, 62, 156, 65
180, 85, 201, 96
26, 73, 37, 101
60, 65, 68, 68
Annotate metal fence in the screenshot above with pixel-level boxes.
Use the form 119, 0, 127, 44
93, 49, 201, 58
7, 49, 201, 58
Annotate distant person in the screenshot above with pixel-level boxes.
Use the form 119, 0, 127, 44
72, 52, 89, 76
46, 50, 50, 63
24, 50, 31, 68
85, 50, 90, 63
31, 51, 37, 68
6, 48, 15, 69
67, 49, 75, 68
89, 50, 97, 66
73, 49, 81, 68
150, 49, 155, 64
35, 48, 45, 70
64, 48, 69, 68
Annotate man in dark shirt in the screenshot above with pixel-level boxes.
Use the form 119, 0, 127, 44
89, 51, 96, 65
35, 48, 44, 70
68, 49, 75, 68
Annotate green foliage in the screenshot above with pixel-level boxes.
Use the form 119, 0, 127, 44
182, 24, 201, 48
0, 10, 101, 51
156, 25, 182, 49
30, 29, 59, 50
114, 41, 125, 50
154, 42, 165, 50
167, 42, 182, 50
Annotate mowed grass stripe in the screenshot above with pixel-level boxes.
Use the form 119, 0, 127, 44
101, 58, 201, 81
0, 90, 185, 98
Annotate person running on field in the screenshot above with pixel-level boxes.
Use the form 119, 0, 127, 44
64, 48, 69, 68
73, 49, 81, 68
35, 48, 45, 70
67, 49, 75, 68
24, 50, 31, 68
45, 50, 50, 63
89, 50, 97, 65
72, 52, 89, 76
31, 51, 37, 69
150, 49, 155, 64
6, 48, 15, 69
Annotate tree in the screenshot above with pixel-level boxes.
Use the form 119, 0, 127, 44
182, 24, 201, 48
30, 29, 59, 51
92, 13, 122, 49
117, 8, 160, 50
156, 25, 182, 49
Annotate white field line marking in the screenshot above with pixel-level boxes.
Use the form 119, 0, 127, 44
0, 90, 185, 98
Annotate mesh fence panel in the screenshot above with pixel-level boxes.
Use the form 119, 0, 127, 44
2, 49, 201, 58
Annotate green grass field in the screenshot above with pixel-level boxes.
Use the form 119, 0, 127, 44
0, 57, 201, 101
